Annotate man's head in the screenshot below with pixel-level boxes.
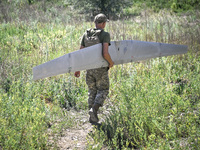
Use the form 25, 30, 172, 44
94, 13, 109, 29
94, 13, 109, 24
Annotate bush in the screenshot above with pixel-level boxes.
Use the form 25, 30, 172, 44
132, 0, 200, 13
89, 54, 200, 149
67, 0, 132, 19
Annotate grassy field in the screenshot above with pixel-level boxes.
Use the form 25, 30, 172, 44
0, 2, 200, 149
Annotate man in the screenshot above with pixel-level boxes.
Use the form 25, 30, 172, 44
74, 13, 114, 123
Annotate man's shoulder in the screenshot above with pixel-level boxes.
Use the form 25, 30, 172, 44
100, 30, 110, 38
101, 30, 110, 35
99, 30, 110, 44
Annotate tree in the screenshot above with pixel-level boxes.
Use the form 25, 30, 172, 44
70, 0, 132, 19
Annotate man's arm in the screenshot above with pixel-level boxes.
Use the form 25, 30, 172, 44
74, 45, 85, 78
80, 45, 85, 49
102, 43, 114, 68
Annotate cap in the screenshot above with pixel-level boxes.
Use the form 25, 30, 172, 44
94, 13, 109, 24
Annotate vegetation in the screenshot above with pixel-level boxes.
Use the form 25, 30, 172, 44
67, 0, 132, 18
0, 0, 200, 149
131, 0, 200, 13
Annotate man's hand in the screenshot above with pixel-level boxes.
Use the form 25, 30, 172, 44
74, 71, 80, 78
74, 46, 84, 78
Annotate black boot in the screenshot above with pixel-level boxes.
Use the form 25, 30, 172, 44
89, 103, 100, 123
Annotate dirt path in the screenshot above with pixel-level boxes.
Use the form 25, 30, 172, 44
52, 110, 93, 150
48, 103, 111, 149
57, 111, 93, 149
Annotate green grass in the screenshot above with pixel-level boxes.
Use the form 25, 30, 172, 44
0, 3, 200, 149
88, 53, 200, 149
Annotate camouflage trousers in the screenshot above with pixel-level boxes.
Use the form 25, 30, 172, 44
86, 67, 109, 109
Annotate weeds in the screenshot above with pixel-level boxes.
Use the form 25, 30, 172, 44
0, 2, 200, 149
89, 53, 199, 149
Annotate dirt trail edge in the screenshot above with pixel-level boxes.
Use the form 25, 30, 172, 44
48, 106, 111, 150
47, 109, 92, 150
58, 111, 93, 150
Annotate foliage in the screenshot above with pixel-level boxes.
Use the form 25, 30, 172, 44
0, 1, 200, 149
66, 0, 132, 19
0, 21, 88, 149
87, 11, 200, 149
131, 0, 200, 13
89, 53, 200, 149
1, 0, 199, 23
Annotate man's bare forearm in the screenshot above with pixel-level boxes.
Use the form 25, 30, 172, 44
103, 53, 113, 64
103, 43, 114, 68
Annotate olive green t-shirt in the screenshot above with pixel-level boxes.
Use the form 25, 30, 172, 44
81, 28, 111, 47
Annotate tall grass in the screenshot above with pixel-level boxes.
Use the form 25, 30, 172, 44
89, 53, 200, 149
0, 4, 199, 149
0, 20, 90, 149
87, 10, 200, 149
